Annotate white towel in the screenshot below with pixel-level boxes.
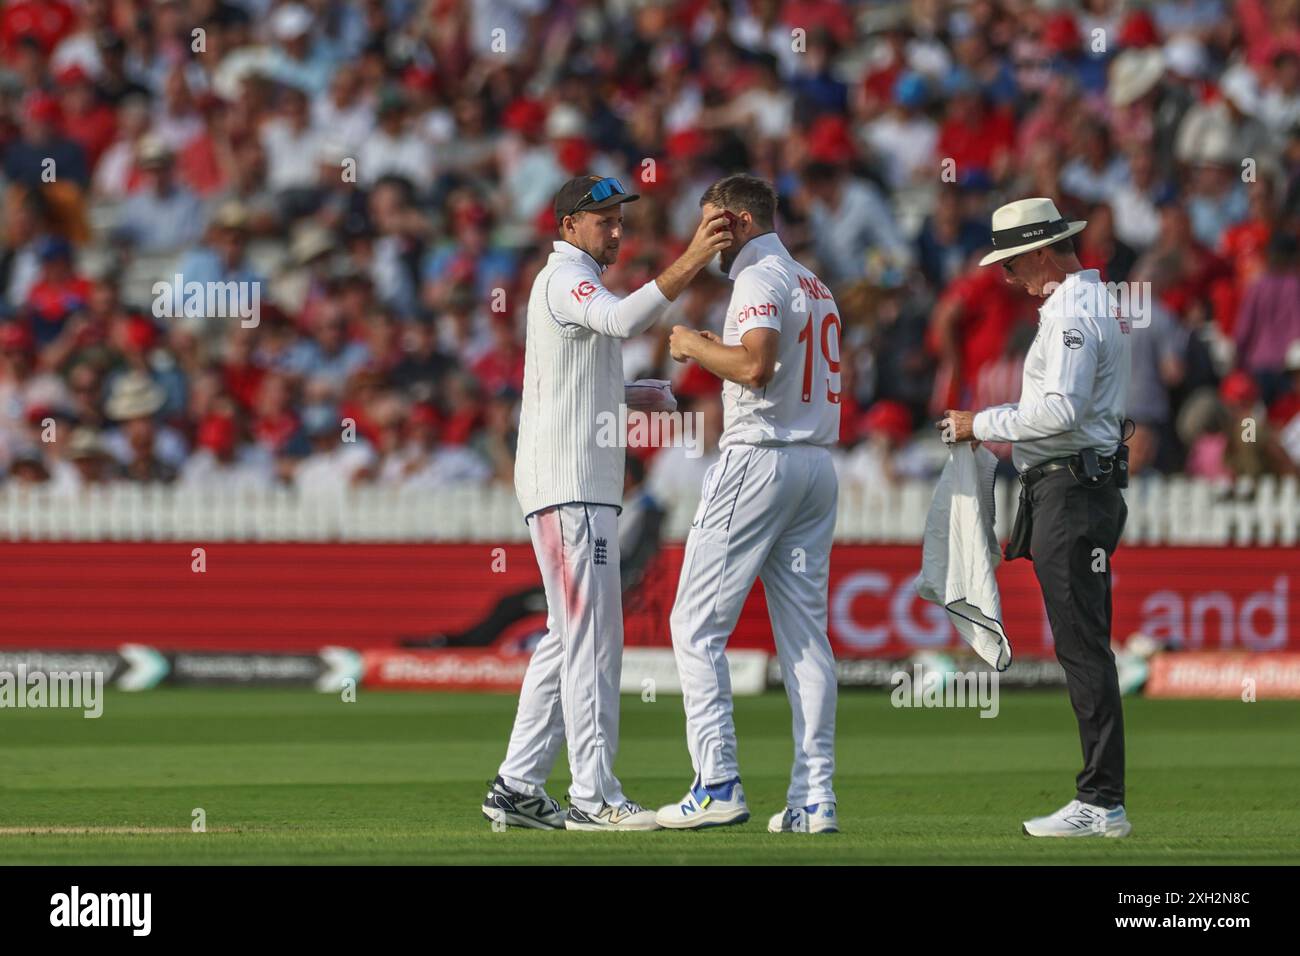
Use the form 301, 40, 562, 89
624, 379, 677, 413
915, 444, 1013, 671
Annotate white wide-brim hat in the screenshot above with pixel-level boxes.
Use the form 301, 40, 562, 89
978, 197, 1088, 267
290, 225, 335, 265
106, 372, 166, 421
1108, 48, 1165, 108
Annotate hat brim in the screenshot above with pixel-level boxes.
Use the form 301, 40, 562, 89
1108, 64, 1164, 107
106, 389, 166, 421
569, 192, 641, 216
978, 220, 1088, 267
293, 238, 334, 264
107, 398, 164, 420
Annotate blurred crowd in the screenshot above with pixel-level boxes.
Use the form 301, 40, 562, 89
2, 0, 1300, 500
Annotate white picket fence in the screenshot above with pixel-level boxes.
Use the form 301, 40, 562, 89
0, 475, 1295, 545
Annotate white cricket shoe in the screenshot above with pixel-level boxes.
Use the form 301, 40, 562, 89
1022, 799, 1132, 838
565, 800, 661, 831
656, 777, 750, 830
767, 802, 839, 834
481, 776, 566, 830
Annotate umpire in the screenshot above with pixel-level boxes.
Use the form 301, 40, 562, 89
942, 198, 1134, 838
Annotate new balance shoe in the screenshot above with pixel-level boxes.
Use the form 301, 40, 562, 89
565, 800, 660, 831
656, 777, 750, 830
481, 776, 565, 830
767, 802, 838, 834
1022, 799, 1132, 838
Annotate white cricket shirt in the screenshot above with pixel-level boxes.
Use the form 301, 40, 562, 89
719, 232, 842, 450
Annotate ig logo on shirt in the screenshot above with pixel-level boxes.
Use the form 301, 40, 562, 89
1062, 329, 1084, 350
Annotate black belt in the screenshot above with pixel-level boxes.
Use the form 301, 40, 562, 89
1019, 452, 1116, 488
1007, 450, 1119, 562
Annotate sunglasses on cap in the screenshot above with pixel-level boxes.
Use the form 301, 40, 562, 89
569, 177, 627, 216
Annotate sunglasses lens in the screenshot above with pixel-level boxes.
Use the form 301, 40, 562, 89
590, 178, 623, 202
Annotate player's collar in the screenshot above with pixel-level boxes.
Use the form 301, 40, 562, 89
727, 231, 789, 280
553, 240, 606, 274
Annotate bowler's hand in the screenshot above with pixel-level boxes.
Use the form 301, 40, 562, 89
670, 325, 701, 362
938, 409, 976, 444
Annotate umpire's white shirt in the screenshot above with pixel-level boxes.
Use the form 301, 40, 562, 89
972, 269, 1132, 471
515, 240, 669, 517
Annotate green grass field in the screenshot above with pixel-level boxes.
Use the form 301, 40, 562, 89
1, 687, 1297, 865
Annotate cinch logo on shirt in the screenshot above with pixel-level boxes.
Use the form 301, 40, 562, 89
737, 301, 778, 324
570, 280, 597, 302
797, 275, 832, 300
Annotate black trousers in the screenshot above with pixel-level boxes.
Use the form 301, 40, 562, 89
1008, 468, 1128, 808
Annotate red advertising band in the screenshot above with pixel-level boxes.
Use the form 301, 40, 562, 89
0, 543, 1296, 659
990, 217, 1070, 248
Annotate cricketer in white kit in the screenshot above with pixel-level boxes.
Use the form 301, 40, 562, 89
481, 174, 733, 832
657, 175, 842, 834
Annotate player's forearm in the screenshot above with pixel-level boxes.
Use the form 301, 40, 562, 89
654, 250, 714, 302
684, 337, 765, 388
587, 280, 670, 338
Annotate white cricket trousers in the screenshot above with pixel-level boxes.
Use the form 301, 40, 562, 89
670, 443, 838, 807
498, 503, 627, 813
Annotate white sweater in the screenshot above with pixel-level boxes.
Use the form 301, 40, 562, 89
514, 241, 670, 518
